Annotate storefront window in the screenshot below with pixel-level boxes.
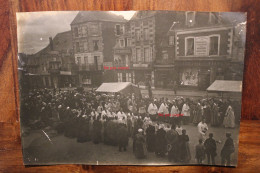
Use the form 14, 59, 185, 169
180, 68, 199, 86
117, 73, 122, 82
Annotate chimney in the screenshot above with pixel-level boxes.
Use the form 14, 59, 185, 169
49, 37, 53, 51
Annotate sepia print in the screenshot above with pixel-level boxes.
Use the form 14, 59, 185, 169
17, 11, 246, 166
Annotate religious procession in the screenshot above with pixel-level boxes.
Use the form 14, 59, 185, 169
20, 86, 239, 166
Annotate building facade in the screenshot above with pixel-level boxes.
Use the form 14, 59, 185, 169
25, 31, 76, 89
127, 11, 178, 88
159, 12, 243, 90
70, 11, 126, 87
113, 22, 133, 83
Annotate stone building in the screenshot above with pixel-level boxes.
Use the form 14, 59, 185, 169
113, 22, 133, 83
70, 11, 126, 87
128, 11, 177, 88
25, 31, 75, 89
159, 12, 244, 90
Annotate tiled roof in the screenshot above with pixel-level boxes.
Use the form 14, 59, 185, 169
71, 11, 126, 25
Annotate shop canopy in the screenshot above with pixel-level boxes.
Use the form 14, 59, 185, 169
207, 80, 242, 93
96, 82, 140, 95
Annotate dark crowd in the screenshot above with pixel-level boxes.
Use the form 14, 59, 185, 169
20, 88, 240, 166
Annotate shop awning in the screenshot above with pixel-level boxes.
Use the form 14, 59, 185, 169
207, 80, 242, 93
96, 82, 140, 95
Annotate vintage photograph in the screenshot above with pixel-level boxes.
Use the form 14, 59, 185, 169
17, 11, 246, 166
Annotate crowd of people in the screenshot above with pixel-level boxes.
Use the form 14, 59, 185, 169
20, 88, 239, 166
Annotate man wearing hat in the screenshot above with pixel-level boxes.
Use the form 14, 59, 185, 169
221, 132, 235, 166
204, 133, 217, 165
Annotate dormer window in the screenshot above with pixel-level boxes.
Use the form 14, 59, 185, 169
209, 12, 219, 24
186, 12, 196, 27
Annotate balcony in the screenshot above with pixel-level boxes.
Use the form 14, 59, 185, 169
48, 68, 60, 74
132, 62, 153, 69
154, 59, 174, 68
75, 64, 103, 71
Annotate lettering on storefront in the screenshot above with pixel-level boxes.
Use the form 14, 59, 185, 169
195, 37, 209, 56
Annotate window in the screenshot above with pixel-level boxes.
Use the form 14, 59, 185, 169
136, 29, 141, 41
186, 12, 195, 26
169, 36, 174, 46
125, 38, 128, 47
75, 42, 80, 52
89, 23, 98, 35
127, 38, 131, 46
186, 38, 195, 56
115, 24, 121, 35
84, 56, 88, 65
136, 48, 141, 62
135, 21, 140, 27
117, 73, 122, 82
150, 47, 153, 62
144, 28, 149, 40
120, 39, 125, 47
74, 27, 79, 37
126, 73, 132, 82
93, 40, 99, 51
184, 35, 220, 56
162, 52, 168, 60
122, 25, 125, 34
82, 26, 87, 36
143, 21, 148, 26
144, 47, 150, 62
83, 42, 88, 52
209, 36, 219, 55
76, 57, 81, 64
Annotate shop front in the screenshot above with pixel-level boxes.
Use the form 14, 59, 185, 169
154, 67, 177, 89
176, 60, 227, 90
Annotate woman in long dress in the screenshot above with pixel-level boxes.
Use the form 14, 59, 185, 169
223, 105, 235, 128
134, 129, 147, 159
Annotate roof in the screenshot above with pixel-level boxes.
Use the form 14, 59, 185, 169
130, 11, 157, 20
207, 80, 242, 93
96, 82, 132, 93
71, 11, 126, 25
35, 30, 72, 56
